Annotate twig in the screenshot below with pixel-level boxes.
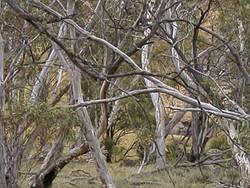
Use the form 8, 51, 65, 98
130, 180, 161, 186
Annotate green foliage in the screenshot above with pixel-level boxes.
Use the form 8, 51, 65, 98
118, 93, 155, 137
206, 134, 230, 151
166, 144, 182, 165
238, 121, 250, 152
112, 145, 127, 162
166, 138, 184, 165
109, 93, 155, 160
30, 103, 79, 129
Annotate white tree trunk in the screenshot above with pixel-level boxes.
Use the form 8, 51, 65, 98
40, 126, 67, 171
227, 121, 250, 183
68, 66, 115, 188
141, 0, 167, 169
30, 23, 67, 104
142, 45, 167, 169
58, 1, 115, 183
226, 18, 250, 185
0, 32, 7, 188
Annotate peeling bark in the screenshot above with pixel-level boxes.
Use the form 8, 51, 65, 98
227, 121, 250, 185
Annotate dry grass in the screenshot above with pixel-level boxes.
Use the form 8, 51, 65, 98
19, 159, 240, 188
18, 133, 237, 188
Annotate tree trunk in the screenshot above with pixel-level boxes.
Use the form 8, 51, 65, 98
70, 66, 115, 187
40, 126, 68, 171
227, 120, 250, 185
28, 0, 111, 186
59, 2, 115, 183
30, 23, 67, 104
67, 1, 114, 185
0, 122, 6, 188
141, 0, 167, 170
0, 32, 7, 188
226, 19, 250, 185
29, 22, 68, 161
190, 111, 208, 162
105, 127, 114, 163
142, 43, 167, 170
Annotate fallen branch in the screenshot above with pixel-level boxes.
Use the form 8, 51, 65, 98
129, 180, 161, 186
176, 159, 231, 168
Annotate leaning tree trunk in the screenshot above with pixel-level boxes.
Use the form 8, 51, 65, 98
28, 0, 110, 186
69, 64, 115, 188
66, 3, 115, 180
28, 22, 68, 160
62, 2, 115, 184
30, 23, 67, 104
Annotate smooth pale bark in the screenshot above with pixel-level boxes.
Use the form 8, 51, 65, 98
228, 121, 250, 183
164, 107, 187, 137
60, 2, 115, 185
0, 32, 7, 188
160, 1, 190, 151
107, 76, 140, 130
8, 1, 249, 121
141, 0, 167, 170
142, 45, 167, 169
165, 1, 209, 161
163, 1, 205, 95
28, 0, 116, 186
50, 65, 63, 100
29, 3, 71, 187
69, 66, 115, 188
30, 23, 67, 104
40, 126, 68, 171
226, 19, 250, 185
28, 22, 68, 164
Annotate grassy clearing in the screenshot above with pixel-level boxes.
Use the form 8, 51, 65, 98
18, 134, 238, 187
19, 159, 240, 188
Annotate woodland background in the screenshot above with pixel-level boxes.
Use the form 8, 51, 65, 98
0, 0, 250, 187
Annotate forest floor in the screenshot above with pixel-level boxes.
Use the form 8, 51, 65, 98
19, 159, 241, 188
17, 133, 242, 188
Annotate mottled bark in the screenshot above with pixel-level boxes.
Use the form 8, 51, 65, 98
141, 0, 167, 169
227, 121, 250, 184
